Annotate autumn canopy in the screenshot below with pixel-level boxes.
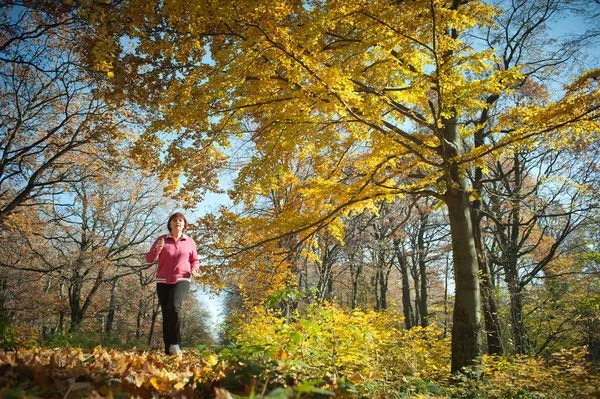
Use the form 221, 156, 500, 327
86, 0, 600, 372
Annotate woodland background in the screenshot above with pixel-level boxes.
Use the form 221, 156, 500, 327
1, 0, 600, 398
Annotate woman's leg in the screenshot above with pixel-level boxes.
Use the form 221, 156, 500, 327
156, 283, 172, 354
166, 281, 190, 348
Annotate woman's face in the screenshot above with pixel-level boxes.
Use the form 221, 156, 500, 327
170, 216, 186, 232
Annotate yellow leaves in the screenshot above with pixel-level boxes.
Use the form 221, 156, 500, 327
233, 302, 450, 382
205, 353, 219, 368
2, 336, 597, 398
565, 68, 600, 92
164, 176, 181, 193
92, 0, 530, 207
326, 218, 345, 243
478, 348, 596, 398
348, 372, 367, 383
87, 1, 600, 335
437, 1, 497, 32
495, 68, 600, 151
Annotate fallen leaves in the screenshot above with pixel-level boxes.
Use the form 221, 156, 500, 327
0, 347, 229, 398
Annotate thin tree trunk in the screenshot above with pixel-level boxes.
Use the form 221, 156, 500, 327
373, 271, 380, 310
147, 300, 160, 346
350, 262, 362, 309
443, 254, 450, 338
508, 277, 526, 354
412, 260, 421, 324
378, 265, 389, 310
69, 274, 82, 331
480, 263, 504, 355
105, 279, 118, 335
136, 297, 144, 340
58, 309, 65, 333
471, 207, 504, 355
417, 214, 429, 327
394, 239, 415, 329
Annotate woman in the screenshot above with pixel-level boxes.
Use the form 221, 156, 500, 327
146, 212, 199, 356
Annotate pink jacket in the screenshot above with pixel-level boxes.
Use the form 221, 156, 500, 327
146, 234, 199, 284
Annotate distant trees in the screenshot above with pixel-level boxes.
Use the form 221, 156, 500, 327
0, 164, 216, 345
0, 1, 214, 348
34, 168, 165, 331
180, 293, 216, 347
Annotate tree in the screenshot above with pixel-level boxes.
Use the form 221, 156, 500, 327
0, 1, 125, 225
466, 0, 599, 357
180, 294, 216, 347
3, 166, 166, 332
482, 144, 600, 354
391, 197, 448, 328
92, 0, 600, 372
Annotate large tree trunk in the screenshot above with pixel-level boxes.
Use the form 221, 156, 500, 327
445, 187, 484, 373
441, 112, 483, 373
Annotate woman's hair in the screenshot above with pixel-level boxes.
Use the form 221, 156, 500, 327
167, 212, 188, 233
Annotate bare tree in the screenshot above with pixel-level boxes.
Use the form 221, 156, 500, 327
0, 1, 124, 225
466, 0, 598, 356
483, 146, 599, 354
4, 167, 167, 332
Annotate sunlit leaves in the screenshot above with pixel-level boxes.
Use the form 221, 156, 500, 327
232, 301, 451, 382
88, 0, 600, 337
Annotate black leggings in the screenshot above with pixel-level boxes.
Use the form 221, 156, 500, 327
156, 281, 190, 354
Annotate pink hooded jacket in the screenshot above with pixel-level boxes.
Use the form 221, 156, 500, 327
146, 234, 199, 284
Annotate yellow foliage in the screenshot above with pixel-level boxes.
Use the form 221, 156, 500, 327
87, 0, 600, 342
232, 302, 451, 382
0, 339, 597, 398
476, 348, 598, 399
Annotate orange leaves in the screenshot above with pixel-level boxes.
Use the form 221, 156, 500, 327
1, 340, 598, 398
0, 347, 229, 398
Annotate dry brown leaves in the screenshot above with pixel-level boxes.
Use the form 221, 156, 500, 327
0, 347, 233, 398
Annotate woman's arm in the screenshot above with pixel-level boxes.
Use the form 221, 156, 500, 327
146, 236, 165, 263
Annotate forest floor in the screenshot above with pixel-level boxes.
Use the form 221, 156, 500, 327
1, 346, 599, 399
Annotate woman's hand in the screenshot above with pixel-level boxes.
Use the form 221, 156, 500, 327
156, 238, 165, 253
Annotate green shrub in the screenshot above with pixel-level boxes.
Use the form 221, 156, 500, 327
0, 318, 38, 350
